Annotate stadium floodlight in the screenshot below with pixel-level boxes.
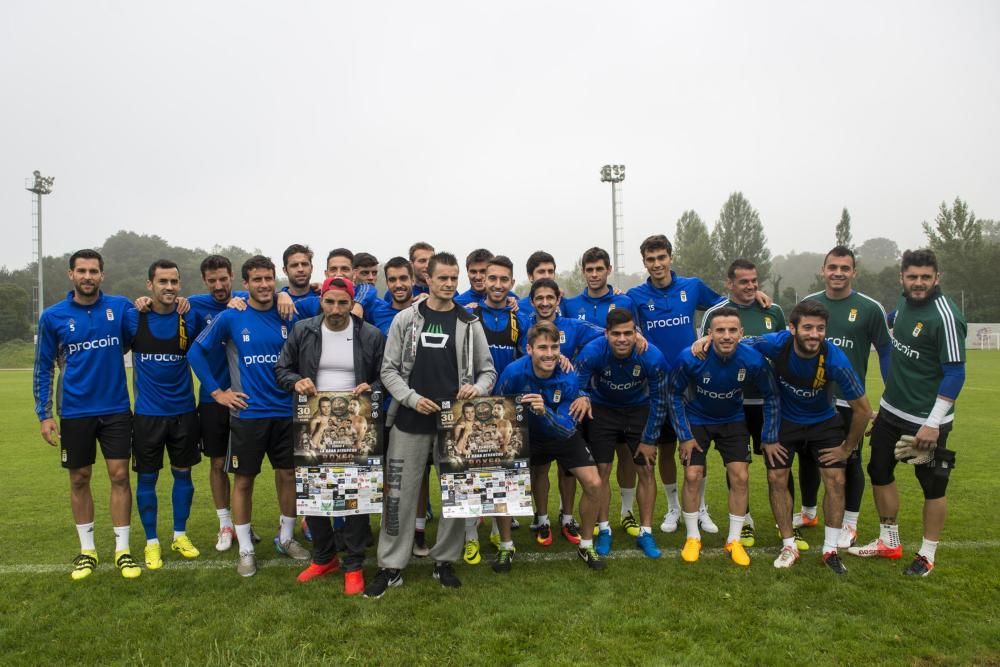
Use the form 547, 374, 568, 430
26, 170, 55, 321
599, 165, 625, 284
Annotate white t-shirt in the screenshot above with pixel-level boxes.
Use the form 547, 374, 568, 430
316, 322, 356, 392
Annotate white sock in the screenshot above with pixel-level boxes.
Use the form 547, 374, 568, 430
699, 477, 708, 511
802, 505, 817, 519
664, 484, 679, 512
683, 511, 700, 539
620, 487, 636, 516
76, 522, 96, 552
782, 536, 796, 549
579, 539, 593, 549
235, 523, 254, 553
639, 526, 651, 535
500, 540, 514, 550
843, 510, 859, 527
537, 514, 550, 526
146, 537, 160, 546
113, 525, 130, 552
727, 514, 745, 544
918, 538, 939, 563
173, 531, 185, 540
561, 513, 574, 526
490, 518, 499, 536
415, 517, 426, 531
598, 521, 610, 532
279, 515, 295, 543
216, 508, 234, 529
823, 526, 840, 553
465, 518, 479, 541
879, 522, 900, 548
745, 511, 755, 528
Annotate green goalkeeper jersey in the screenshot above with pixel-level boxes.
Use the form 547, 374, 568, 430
700, 299, 786, 404
882, 289, 966, 426
802, 290, 891, 403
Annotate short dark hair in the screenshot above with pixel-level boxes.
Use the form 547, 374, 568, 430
727, 259, 756, 280
789, 299, 829, 326
69, 249, 103, 271
147, 259, 179, 281
282, 244, 313, 268
527, 320, 561, 345
465, 248, 493, 268
353, 252, 378, 269
427, 252, 459, 277
823, 245, 856, 268
901, 248, 939, 273
200, 254, 232, 277
639, 234, 672, 258
383, 256, 413, 278
327, 248, 354, 264
241, 255, 276, 281
705, 306, 741, 329
487, 255, 514, 274
526, 251, 556, 277
605, 308, 634, 329
409, 242, 434, 261
318, 396, 331, 405
530, 277, 560, 301
581, 247, 611, 269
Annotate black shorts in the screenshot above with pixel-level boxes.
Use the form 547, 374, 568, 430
836, 405, 864, 463
868, 410, 953, 488
226, 416, 294, 475
585, 403, 648, 464
132, 412, 202, 473
198, 401, 231, 458
686, 422, 752, 467
744, 404, 764, 455
530, 432, 597, 472
767, 415, 846, 470
59, 412, 132, 470
656, 419, 678, 446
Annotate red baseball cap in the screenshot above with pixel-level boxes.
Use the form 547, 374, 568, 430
320, 276, 355, 300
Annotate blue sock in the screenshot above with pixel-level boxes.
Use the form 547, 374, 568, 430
136, 472, 159, 541
171, 468, 195, 534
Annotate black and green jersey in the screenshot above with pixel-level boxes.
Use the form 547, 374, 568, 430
803, 289, 890, 403
700, 299, 786, 404
882, 290, 966, 426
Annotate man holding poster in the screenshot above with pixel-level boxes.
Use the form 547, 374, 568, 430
275, 276, 385, 595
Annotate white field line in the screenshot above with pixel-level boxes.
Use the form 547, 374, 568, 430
2, 539, 998, 575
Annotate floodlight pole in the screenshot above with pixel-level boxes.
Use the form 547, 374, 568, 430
600, 164, 625, 286
26, 170, 55, 321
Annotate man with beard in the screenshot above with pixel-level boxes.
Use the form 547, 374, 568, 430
280, 244, 316, 304
383, 242, 434, 303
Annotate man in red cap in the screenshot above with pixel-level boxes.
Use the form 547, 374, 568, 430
276, 276, 386, 595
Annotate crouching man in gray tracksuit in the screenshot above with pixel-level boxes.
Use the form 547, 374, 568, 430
364, 252, 496, 598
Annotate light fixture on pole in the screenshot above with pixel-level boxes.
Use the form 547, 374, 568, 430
26, 170, 55, 321
600, 164, 625, 285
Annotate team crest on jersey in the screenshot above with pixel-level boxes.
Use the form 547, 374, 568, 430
702, 373, 711, 384
764, 316, 773, 330
553, 390, 562, 403
231, 455, 239, 469
737, 368, 746, 382
68, 318, 76, 332
281, 325, 288, 339
609, 304, 617, 311
105, 308, 114, 321
680, 290, 688, 303
559, 330, 566, 344
912, 322, 923, 337
848, 308, 858, 322
632, 365, 641, 377
241, 328, 250, 342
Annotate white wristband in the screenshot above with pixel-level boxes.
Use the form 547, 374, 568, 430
924, 397, 952, 428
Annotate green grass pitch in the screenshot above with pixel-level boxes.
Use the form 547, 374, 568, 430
1, 354, 998, 665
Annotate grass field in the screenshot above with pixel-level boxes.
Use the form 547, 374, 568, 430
1, 354, 999, 666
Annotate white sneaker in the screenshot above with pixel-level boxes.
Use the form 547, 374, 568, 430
216, 526, 235, 552
837, 524, 858, 549
237, 550, 257, 577
659, 508, 680, 533
792, 513, 803, 529
773, 545, 800, 569
698, 506, 719, 534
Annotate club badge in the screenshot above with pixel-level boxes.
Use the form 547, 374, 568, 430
849, 308, 858, 322
231, 455, 239, 469
106, 308, 114, 321
912, 322, 923, 337
281, 325, 288, 339
737, 368, 746, 382
633, 364, 642, 377
680, 290, 688, 303
609, 303, 617, 311
553, 390, 562, 403
764, 316, 773, 330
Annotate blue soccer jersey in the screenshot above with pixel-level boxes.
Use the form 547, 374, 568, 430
495, 356, 579, 441
560, 286, 634, 328
188, 303, 300, 419
668, 344, 780, 443
515, 314, 603, 359
34, 291, 132, 421
125, 308, 197, 416
187, 291, 248, 404
574, 337, 670, 443
627, 273, 723, 363
477, 303, 521, 376
744, 330, 865, 425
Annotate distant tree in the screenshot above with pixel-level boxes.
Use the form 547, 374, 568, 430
855, 237, 900, 271
922, 197, 982, 256
982, 219, 1000, 243
711, 192, 772, 287
854, 266, 902, 311
772, 251, 826, 301
0, 283, 32, 342
672, 211, 715, 284
835, 208, 853, 249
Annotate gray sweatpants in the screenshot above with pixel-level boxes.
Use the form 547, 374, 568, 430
377, 426, 464, 570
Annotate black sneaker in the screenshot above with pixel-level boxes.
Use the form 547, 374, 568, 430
822, 551, 848, 575
529, 513, 541, 532
363, 568, 402, 598
903, 554, 934, 577
492, 548, 515, 574
432, 562, 462, 588
577, 545, 607, 571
